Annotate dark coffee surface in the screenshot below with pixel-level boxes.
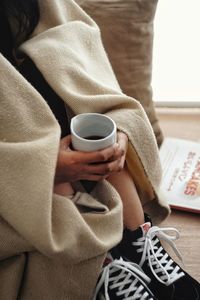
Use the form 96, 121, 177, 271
83, 135, 105, 140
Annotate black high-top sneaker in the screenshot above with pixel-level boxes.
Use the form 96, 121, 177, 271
93, 253, 157, 300
111, 215, 200, 300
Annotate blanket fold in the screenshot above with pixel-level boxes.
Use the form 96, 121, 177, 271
0, 0, 170, 299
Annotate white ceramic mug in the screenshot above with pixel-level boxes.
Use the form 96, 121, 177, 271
70, 113, 117, 152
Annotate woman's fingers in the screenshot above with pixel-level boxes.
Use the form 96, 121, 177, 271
83, 158, 123, 175
117, 131, 128, 153
60, 135, 72, 150
73, 144, 118, 164
60, 132, 127, 165
55, 132, 129, 183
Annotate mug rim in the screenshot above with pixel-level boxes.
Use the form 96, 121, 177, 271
70, 113, 116, 143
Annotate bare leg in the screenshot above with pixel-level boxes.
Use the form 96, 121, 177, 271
107, 164, 144, 230
54, 163, 144, 230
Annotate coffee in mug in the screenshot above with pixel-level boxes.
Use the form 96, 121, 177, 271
70, 113, 116, 152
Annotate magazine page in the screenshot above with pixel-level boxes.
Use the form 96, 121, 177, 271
159, 138, 200, 213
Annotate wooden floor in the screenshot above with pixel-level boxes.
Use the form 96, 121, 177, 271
157, 108, 200, 282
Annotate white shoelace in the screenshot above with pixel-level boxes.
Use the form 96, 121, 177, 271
132, 226, 185, 286
93, 258, 154, 300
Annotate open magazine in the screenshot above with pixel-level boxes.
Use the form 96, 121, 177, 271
159, 137, 200, 213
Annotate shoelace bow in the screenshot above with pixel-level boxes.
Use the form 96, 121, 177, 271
93, 258, 154, 300
132, 226, 185, 286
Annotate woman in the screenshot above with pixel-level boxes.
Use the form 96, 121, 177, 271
0, 0, 199, 299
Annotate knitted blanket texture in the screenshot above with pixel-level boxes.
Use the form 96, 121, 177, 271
0, 0, 170, 299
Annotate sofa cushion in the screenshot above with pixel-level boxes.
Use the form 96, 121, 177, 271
78, 0, 163, 146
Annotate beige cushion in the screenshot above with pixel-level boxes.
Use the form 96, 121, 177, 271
79, 0, 163, 146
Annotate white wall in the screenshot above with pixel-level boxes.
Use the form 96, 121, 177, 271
152, 0, 200, 103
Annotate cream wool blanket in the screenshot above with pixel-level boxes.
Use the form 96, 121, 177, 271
0, 0, 170, 299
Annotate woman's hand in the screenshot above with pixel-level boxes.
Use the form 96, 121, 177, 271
54, 132, 128, 184
109, 130, 128, 172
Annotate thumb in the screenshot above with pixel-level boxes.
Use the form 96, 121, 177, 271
60, 135, 72, 150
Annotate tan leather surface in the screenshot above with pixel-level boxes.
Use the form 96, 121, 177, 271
79, 0, 163, 146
